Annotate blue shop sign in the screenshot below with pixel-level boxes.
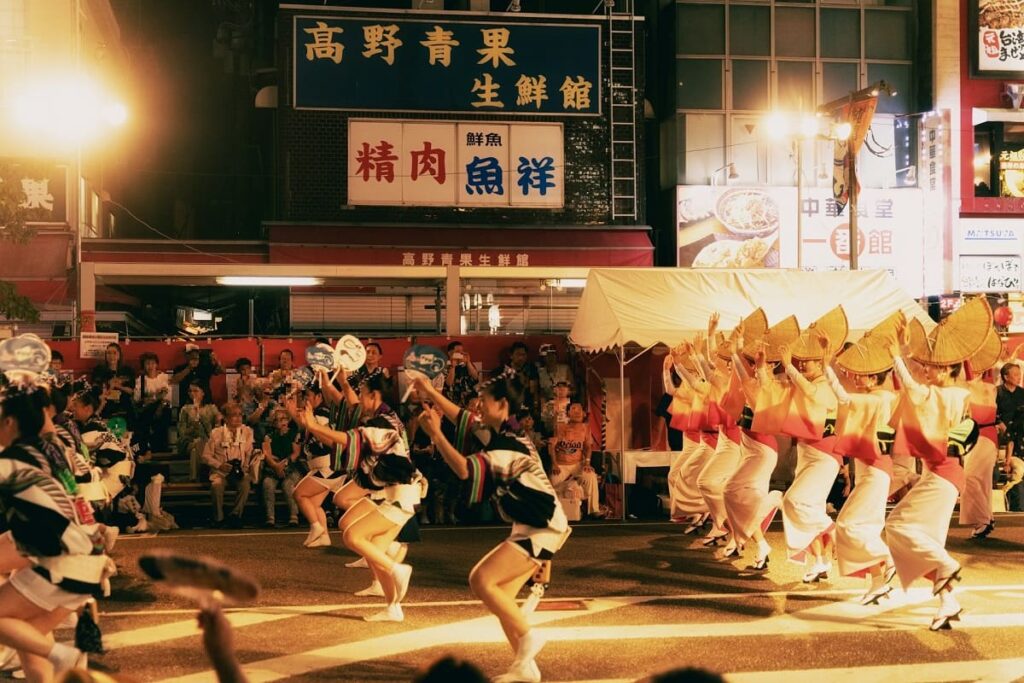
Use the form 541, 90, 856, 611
293, 15, 602, 116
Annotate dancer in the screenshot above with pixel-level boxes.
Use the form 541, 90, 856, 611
661, 348, 708, 532
827, 317, 900, 603
777, 307, 847, 583
0, 382, 111, 681
415, 373, 570, 683
288, 385, 344, 547
298, 392, 421, 623
723, 313, 795, 571
885, 298, 992, 630
959, 328, 1002, 539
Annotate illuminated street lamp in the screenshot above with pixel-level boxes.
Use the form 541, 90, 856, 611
761, 111, 850, 269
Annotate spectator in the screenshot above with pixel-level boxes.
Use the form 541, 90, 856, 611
50, 350, 64, 374
499, 341, 539, 412
549, 402, 603, 518
134, 352, 171, 454
443, 341, 479, 406
260, 409, 301, 527
537, 343, 574, 401
647, 667, 725, 683
268, 349, 297, 394
347, 341, 392, 399
540, 381, 571, 436
413, 656, 488, 683
997, 361, 1024, 510
90, 342, 134, 391
171, 345, 224, 405
234, 357, 258, 393
178, 383, 222, 481
202, 403, 256, 528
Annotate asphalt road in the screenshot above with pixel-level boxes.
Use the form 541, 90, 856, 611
51, 515, 1024, 683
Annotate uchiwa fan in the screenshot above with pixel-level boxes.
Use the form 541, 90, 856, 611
908, 297, 993, 366
791, 306, 849, 361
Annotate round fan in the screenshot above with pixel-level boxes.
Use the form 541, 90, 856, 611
139, 550, 260, 606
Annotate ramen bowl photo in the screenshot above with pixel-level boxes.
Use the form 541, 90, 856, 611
714, 188, 780, 239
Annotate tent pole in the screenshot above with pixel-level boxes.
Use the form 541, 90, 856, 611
619, 345, 627, 522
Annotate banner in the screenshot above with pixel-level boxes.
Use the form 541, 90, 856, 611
294, 15, 601, 116
349, 119, 563, 208
832, 97, 878, 213
977, 0, 1024, 72
960, 255, 1022, 291
677, 185, 925, 296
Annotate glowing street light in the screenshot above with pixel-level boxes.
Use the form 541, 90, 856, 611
9, 75, 128, 149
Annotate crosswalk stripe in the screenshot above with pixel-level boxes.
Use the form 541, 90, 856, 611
726, 657, 1024, 683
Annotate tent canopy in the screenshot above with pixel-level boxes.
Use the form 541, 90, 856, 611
569, 268, 934, 353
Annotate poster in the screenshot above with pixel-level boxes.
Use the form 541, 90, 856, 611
349, 119, 562, 208
977, 0, 1024, 73
960, 255, 1022, 292
79, 332, 119, 360
676, 186, 790, 269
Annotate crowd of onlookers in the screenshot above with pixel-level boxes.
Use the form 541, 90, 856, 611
47, 338, 608, 530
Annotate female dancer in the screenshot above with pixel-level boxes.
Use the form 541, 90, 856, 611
662, 350, 708, 532
298, 394, 421, 623
886, 301, 989, 630
827, 332, 898, 603
777, 308, 846, 583
415, 373, 569, 683
0, 383, 111, 681
724, 321, 788, 571
289, 386, 345, 547
694, 317, 745, 555
959, 328, 1002, 539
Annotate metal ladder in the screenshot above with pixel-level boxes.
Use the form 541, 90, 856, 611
605, 0, 638, 223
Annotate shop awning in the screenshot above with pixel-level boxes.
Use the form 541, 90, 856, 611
266, 223, 654, 268
569, 268, 933, 352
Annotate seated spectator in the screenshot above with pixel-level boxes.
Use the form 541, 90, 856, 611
178, 383, 222, 481
443, 341, 479, 406
549, 403, 603, 518
496, 341, 539, 413
202, 402, 256, 528
268, 349, 297, 394
134, 352, 171, 454
517, 408, 546, 459
537, 343, 574, 401
91, 342, 135, 394
170, 345, 224, 404
540, 381, 571, 436
237, 379, 271, 443
234, 357, 258, 393
260, 409, 301, 527
347, 341, 392, 398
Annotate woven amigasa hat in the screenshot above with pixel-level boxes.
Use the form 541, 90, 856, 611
715, 308, 769, 360
670, 341, 699, 375
966, 325, 1003, 375
908, 296, 992, 366
835, 311, 904, 375
791, 306, 849, 361
745, 314, 801, 363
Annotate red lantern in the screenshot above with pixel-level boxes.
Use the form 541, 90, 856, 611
994, 305, 1014, 328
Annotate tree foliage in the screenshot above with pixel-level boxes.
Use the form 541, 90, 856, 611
0, 161, 46, 323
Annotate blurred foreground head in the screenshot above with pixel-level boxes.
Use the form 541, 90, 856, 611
412, 655, 488, 683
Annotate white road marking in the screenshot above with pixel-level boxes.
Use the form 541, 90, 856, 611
726, 658, 1024, 683
155, 597, 647, 683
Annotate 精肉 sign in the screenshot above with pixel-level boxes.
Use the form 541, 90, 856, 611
293, 15, 601, 116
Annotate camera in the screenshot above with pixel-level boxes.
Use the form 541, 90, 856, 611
228, 459, 245, 482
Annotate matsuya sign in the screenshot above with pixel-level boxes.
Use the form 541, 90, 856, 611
293, 15, 601, 116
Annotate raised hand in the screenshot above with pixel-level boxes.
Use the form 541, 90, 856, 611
708, 312, 720, 338
780, 343, 793, 368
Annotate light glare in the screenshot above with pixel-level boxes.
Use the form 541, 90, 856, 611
217, 276, 325, 287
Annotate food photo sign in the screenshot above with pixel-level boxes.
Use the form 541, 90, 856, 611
974, 0, 1024, 75
676, 186, 789, 269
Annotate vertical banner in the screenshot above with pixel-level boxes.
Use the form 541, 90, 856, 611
457, 123, 510, 206
402, 123, 457, 205
348, 121, 404, 205
509, 123, 564, 207
832, 97, 878, 213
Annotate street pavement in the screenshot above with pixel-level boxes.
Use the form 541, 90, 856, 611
59, 515, 1024, 682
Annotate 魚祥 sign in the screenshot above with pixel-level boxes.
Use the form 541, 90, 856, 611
294, 15, 601, 116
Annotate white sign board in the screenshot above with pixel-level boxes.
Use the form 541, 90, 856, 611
959, 255, 1023, 292
79, 332, 119, 360
349, 119, 563, 208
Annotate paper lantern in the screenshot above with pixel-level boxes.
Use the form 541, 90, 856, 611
994, 305, 1013, 328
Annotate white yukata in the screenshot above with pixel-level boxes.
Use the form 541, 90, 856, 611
958, 380, 998, 528
885, 357, 968, 589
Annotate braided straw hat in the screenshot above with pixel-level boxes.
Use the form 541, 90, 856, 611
908, 296, 993, 366
670, 341, 698, 374
835, 311, 904, 375
791, 306, 849, 361
745, 314, 801, 362
967, 325, 1003, 375
715, 308, 769, 360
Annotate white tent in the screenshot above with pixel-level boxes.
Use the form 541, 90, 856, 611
570, 268, 933, 352
568, 269, 933, 517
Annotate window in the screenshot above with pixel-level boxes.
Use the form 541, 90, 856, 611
820, 9, 860, 59
866, 10, 910, 60
777, 61, 814, 111
733, 60, 769, 111
822, 62, 859, 104
683, 114, 725, 185
867, 63, 911, 114
776, 7, 816, 58
678, 4, 725, 55
730, 5, 770, 56
678, 59, 723, 110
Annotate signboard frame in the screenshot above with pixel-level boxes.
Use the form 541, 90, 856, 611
971, 0, 1024, 78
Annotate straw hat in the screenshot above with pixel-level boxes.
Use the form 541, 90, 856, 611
966, 326, 1003, 374
835, 311, 904, 375
745, 315, 801, 362
908, 296, 993, 366
715, 308, 769, 359
670, 341, 698, 374
791, 306, 849, 361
